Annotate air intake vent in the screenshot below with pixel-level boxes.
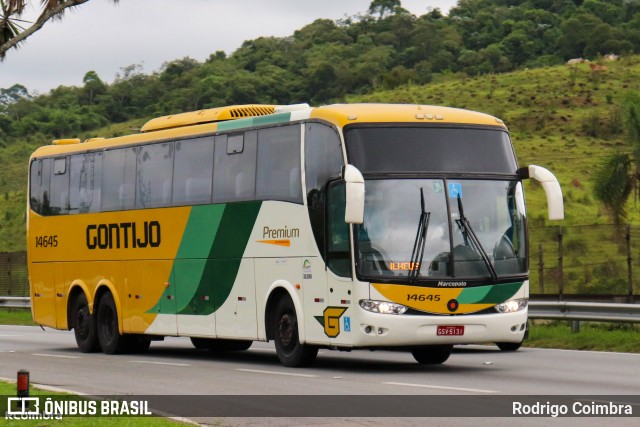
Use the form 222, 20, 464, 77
229, 106, 275, 118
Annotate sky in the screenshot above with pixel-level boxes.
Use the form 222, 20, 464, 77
0, 0, 458, 95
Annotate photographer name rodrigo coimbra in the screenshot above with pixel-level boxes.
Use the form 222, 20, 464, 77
513, 400, 633, 417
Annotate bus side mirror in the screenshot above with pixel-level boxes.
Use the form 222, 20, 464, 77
343, 164, 365, 224
518, 165, 564, 220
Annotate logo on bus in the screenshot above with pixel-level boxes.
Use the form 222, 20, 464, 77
314, 307, 348, 338
86, 221, 161, 250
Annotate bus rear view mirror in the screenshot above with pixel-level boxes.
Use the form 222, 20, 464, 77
343, 164, 365, 224
518, 165, 564, 220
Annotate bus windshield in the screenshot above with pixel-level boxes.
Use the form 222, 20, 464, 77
355, 179, 527, 282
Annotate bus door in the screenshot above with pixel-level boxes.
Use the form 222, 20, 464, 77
301, 256, 330, 345
321, 181, 354, 346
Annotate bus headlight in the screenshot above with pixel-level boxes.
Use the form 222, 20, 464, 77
359, 299, 408, 315
495, 298, 528, 313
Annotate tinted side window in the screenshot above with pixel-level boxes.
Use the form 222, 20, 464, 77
136, 142, 174, 209
213, 132, 257, 203
49, 157, 69, 215
256, 125, 302, 203
173, 137, 214, 206
29, 158, 51, 215
102, 148, 137, 211
69, 152, 103, 214
327, 181, 351, 277
304, 122, 344, 255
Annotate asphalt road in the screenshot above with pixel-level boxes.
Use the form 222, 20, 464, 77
1, 325, 638, 426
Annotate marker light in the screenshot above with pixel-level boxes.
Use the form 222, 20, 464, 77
495, 298, 528, 313
17, 369, 29, 398
359, 299, 408, 315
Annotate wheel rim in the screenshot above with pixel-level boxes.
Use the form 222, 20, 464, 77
278, 313, 294, 351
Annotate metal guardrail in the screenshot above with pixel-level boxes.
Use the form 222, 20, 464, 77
2, 297, 640, 323
0, 296, 30, 309
528, 301, 640, 323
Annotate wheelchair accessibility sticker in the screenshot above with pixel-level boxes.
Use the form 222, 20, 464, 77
448, 183, 462, 198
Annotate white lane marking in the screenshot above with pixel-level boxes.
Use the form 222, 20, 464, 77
0, 334, 22, 337
32, 353, 81, 359
382, 381, 498, 394
236, 368, 318, 378
248, 348, 275, 352
129, 360, 190, 367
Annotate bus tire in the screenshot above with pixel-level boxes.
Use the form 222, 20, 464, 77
497, 341, 522, 351
411, 344, 453, 364
96, 292, 127, 354
72, 293, 100, 353
273, 296, 317, 367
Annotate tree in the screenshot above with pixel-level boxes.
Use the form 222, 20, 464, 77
368, 0, 402, 19
594, 92, 640, 226
1, 0, 119, 59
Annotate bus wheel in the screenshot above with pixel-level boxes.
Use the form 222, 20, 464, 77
72, 293, 100, 353
96, 292, 127, 354
273, 297, 317, 367
411, 345, 453, 364
497, 341, 522, 352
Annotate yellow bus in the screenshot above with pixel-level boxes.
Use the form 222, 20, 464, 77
27, 103, 563, 367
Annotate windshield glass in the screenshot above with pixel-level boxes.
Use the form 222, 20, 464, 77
356, 179, 527, 281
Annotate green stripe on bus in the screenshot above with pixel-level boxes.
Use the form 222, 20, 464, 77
217, 112, 291, 132
149, 202, 262, 315
457, 282, 522, 304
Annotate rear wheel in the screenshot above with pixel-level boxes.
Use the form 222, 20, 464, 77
273, 296, 317, 367
411, 345, 453, 365
72, 293, 100, 353
96, 292, 128, 354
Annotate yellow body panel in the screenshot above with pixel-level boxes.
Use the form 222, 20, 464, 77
28, 207, 191, 330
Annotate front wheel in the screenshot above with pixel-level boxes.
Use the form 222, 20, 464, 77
411, 345, 453, 365
72, 293, 100, 353
273, 297, 317, 367
497, 341, 522, 351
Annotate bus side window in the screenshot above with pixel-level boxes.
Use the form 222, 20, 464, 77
102, 148, 136, 211
29, 158, 51, 215
136, 142, 174, 209
173, 137, 214, 206
49, 157, 69, 215
327, 181, 351, 278
69, 152, 102, 214
256, 125, 302, 203
213, 132, 257, 203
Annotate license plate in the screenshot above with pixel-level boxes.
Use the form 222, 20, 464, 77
437, 325, 465, 336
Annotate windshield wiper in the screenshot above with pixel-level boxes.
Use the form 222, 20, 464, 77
455, 195, 498, 281
409, 188, 430, 283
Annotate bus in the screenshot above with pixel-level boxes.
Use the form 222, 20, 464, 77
27, 103, 563, 367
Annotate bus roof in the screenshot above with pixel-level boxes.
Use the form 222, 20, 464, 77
30, 103, 506, 159
312, 103, 506, 129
